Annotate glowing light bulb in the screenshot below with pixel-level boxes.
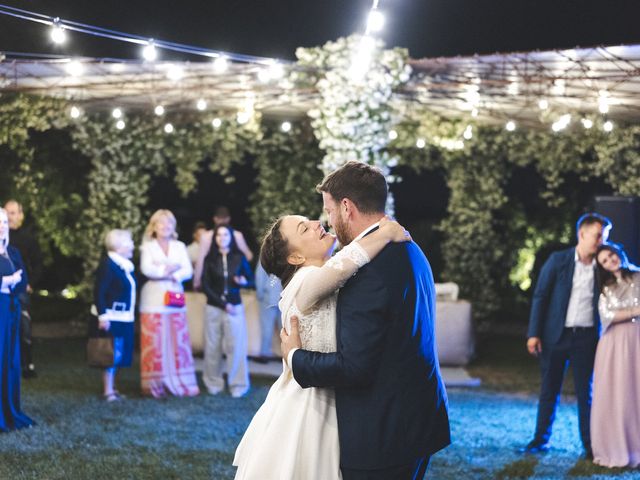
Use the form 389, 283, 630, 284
538, 99, 549, 110
237, 111, 250, 125
471, 108, 479, 118
154, 105, 165, 116
50, 21, 66, 44
268, 62, 285, 80
603, 121, 613, 132
463, 125, 473, 140
213, 56, 229, 73
196, 99, 207, 111
212, 118, 222, 128
142, 41, 157, 61
388, 130, 398, 140
581, 118, 593, 129
416, 138, 426, 149
116, 120, 125, 130
65, 60, 84, 77
281, 121, 292, 132
257, 68, 271, 83
112, 108, 122, 119
70, 106, 80, 119
164, 123, 174, 134
166, 65, 184, 81
367, 10, 385, 32
506, 121, 516, 132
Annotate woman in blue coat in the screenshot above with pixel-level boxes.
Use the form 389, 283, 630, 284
92, 229, 137, 402
0, 207, 34, 431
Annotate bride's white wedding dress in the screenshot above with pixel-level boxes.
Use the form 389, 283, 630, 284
233, 242, 370, 480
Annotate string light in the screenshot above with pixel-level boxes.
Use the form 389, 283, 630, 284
112, 107, 123, 119
237, 111, 251, 125
166, 64, 184, 81
164, 123, 174, 133
154, 105, 165, 116
581, 118, 593, 129
598, 90, 611, 114
0, 4, 289, 67
268, 61, 285, 80
463, 125, 473, 140
115, 120, 125, 130
471, 108, 479, 118
196, 99, 207, 111
603, 120, 614, 132
65, 60, 84, 76
50, 18, 66, 44
142, 40, 157, 61
551, 114, 571, 132
505, 120, 516, 132
69, 105, 80, 118
366, 9, 385, 33
388, 129, 398, 140
281, 121, 292, 132
551, 79, 565, 96
416, 138, 426, 149
211, 118, 222, 128
538, 99, 549, 110
257, 68, 271, 83
213, 55, 229, 73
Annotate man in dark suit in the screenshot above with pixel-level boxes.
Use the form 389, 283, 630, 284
522, 213, 611, 458
5, 200, 43, 379
281, 161, 450, 479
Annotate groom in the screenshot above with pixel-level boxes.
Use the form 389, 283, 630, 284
281, 161, 450, 479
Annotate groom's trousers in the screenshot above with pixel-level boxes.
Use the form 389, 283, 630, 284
341, 455, 430, 480
534, 327, 597, 449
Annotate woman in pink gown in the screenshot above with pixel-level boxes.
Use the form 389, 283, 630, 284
591, 243, 640, 468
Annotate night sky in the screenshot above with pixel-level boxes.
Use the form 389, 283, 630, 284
1, 0, 639, 61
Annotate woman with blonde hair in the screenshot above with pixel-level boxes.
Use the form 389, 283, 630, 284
139, 209, 199, 397
91, 229, 137, 402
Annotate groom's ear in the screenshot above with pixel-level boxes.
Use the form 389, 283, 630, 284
341, 198, 356, 217
287, 252, 305, 266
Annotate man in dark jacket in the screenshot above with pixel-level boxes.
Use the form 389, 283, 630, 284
281, 162, 450, 479
5, 200, 43, 378
522, 213, 611, 458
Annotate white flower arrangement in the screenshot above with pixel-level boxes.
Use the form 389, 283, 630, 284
296, 35, 411, 213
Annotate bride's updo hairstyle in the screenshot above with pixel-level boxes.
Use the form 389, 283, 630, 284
260, 217, 298, 288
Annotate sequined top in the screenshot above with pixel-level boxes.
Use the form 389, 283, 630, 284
598, 271, 640, 332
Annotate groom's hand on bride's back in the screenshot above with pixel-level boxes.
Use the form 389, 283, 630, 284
281, 316, 302, 364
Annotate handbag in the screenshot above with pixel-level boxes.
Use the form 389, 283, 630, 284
164, 291, 185, 307
87, 337, 114, 368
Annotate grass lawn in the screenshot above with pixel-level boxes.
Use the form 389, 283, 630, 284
0, 334, 638, 479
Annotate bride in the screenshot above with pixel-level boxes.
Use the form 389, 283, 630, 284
233, 214, 409, 479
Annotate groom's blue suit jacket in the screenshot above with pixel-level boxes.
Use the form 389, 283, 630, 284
292, 240, 451, 470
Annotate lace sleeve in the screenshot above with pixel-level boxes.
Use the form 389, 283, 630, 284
295, 242, 370, 313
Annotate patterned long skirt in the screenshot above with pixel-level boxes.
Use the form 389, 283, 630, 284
140, 310, 200, 397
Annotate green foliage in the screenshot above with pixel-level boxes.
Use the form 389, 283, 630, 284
70, 112, 257, 297
0, 94, 75, 264
248, 121, 324, 241
4, 58, 640, 323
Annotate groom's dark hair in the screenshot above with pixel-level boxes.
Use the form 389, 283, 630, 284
316, 161, 387, 214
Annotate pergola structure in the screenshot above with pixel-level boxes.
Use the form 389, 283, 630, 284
1, 43, 640, 128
